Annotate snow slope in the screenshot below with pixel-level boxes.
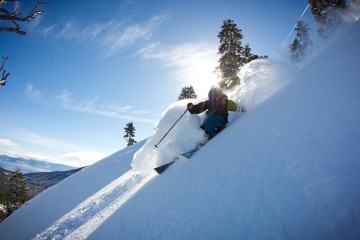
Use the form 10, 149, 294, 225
1, 21, 360, 240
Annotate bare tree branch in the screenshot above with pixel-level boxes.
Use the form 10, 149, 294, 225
0, 26, 25, 35
0, 56, 10, 86
0, 0, 45, 36
0, 1, 47, 88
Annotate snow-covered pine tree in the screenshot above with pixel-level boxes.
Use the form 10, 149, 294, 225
217, 19, 244, 89
289, 20, 312, 62
124, 122, 137, 147
178, 86, 197, 100
309, 0, 347, 38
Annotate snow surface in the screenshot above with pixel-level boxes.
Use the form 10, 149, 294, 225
1, 20, 360, 240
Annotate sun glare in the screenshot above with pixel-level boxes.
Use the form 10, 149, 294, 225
180, 49, 218, 99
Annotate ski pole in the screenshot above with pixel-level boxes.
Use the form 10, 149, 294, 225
154, 109, 188, 148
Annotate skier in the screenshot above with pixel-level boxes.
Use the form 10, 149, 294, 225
187, 86, 238, 141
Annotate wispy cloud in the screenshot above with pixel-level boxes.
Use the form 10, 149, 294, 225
16, 130, 85, 151
0, 148, 105, 167
0, 138, 19, 148
42, 24, 55, 36
22, 84, 156, 124
0, 150, 59, 164
42, 15, 167, 57
56, 90, 156, 124
25, 84, 42, 101
82, 21, 113, 44
13, 130, 107, 166
1, 130, 108, 167
103, 15, 166, 56
56, 21, 76, 39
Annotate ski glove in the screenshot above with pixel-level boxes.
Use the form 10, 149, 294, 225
187, 102, 193, 110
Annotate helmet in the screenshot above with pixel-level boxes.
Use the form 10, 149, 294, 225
208, 87, 223, 99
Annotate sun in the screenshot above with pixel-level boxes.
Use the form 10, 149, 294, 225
181, 51, 219, 99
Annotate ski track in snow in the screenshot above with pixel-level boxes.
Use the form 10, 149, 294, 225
33, 170, 157, 240
64, 172, 157, 240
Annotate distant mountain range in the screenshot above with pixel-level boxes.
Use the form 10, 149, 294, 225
0, 155, 75, 173
0, 167, 83, 198
24, 168, 84, 198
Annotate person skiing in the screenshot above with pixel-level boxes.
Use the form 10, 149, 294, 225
187, 86, 238, 140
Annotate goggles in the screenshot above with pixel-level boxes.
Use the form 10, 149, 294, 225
210, 97, 219, 105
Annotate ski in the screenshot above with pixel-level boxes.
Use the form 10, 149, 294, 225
154, 158, 178, 174
179, 143, 204, 159
154, 142, 206, 174
153, 104, 241, 174
179, 151, 195, 159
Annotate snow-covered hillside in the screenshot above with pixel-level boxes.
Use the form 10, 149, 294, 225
1, 21, 360, 240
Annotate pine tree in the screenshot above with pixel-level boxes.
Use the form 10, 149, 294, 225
178, 86, 197, 100
242, 43, 261, 64
242, 43, 252, 64
217, 19, 244, 89
5, 169, 28, 216
289, 20, 312, 61
309, 0, 347, 38
124, 122, 137, 147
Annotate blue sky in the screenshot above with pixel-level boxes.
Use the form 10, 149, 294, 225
0, 0, 313, 167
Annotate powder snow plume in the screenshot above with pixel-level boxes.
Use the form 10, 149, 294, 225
131, 58, 293, 175
131, 100, 205, 175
